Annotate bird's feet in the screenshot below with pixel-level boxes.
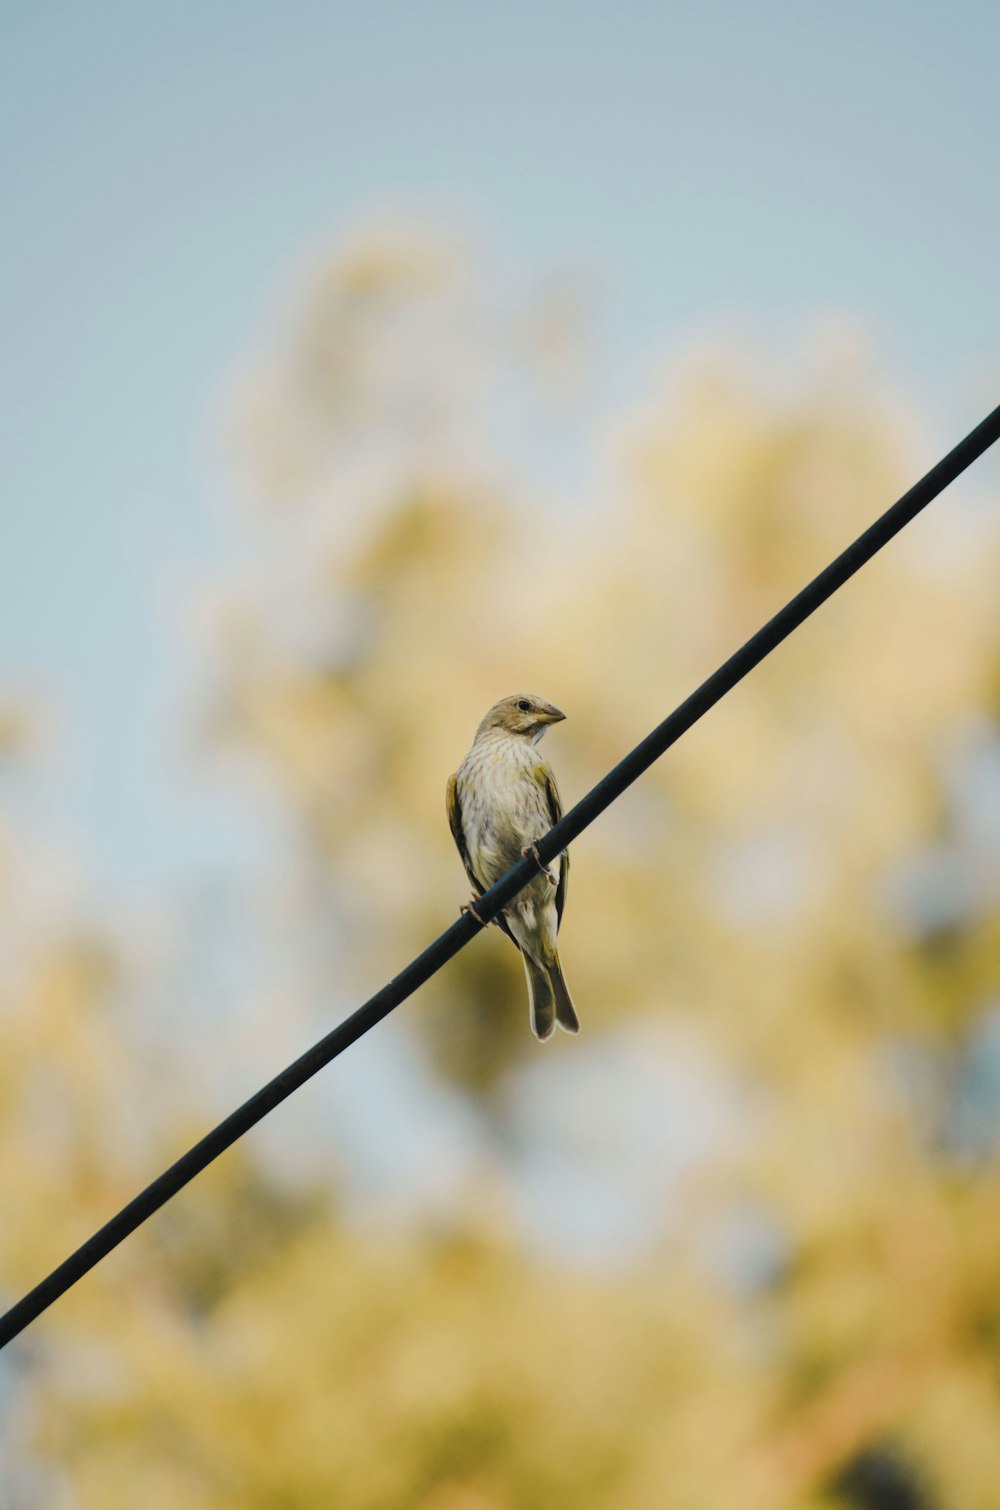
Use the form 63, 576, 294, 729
522, 843, 557, 886
461, 899, 487, 926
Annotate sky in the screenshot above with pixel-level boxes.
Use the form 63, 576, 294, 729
2, 0, 999, 905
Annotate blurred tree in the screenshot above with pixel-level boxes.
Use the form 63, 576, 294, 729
831, 1444, 936, 1510
4, 230, 999, 1508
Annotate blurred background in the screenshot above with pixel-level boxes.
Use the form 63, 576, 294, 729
2, 4, 1000, 1506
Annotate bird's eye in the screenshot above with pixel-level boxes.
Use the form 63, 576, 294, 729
517, 699, 532, 712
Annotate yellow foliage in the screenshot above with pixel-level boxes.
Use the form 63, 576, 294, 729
3, 231, 999, 1507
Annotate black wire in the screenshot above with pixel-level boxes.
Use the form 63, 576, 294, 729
2, 401, 999, 1350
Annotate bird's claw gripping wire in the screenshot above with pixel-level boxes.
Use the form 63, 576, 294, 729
460, 899, 487, 926
522, 843, 558, 887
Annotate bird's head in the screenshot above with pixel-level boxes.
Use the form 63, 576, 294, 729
475, 694, 566, 744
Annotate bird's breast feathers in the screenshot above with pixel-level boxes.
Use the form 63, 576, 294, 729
456, 736, 557, 888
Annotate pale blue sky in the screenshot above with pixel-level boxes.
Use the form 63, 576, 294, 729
2, 0, 999, 898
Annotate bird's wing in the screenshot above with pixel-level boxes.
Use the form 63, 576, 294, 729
446, 771, 518, 948
541, 763, 569, 929
446, 772, 474, 882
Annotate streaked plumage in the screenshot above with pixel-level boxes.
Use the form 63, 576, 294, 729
447, 694, 579, 1041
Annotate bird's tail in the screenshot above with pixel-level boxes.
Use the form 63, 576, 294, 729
551, 955, 580, 1035
523, 951, 579, 1041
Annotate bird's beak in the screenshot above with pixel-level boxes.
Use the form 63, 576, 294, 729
537, 701, 566, 724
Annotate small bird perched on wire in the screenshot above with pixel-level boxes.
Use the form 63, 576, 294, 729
447, 694, 579, 1042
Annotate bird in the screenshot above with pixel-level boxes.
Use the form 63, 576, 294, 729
447, 693, 579, 1041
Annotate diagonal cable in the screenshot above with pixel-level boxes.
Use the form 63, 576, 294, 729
2, 400, 999, 1350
